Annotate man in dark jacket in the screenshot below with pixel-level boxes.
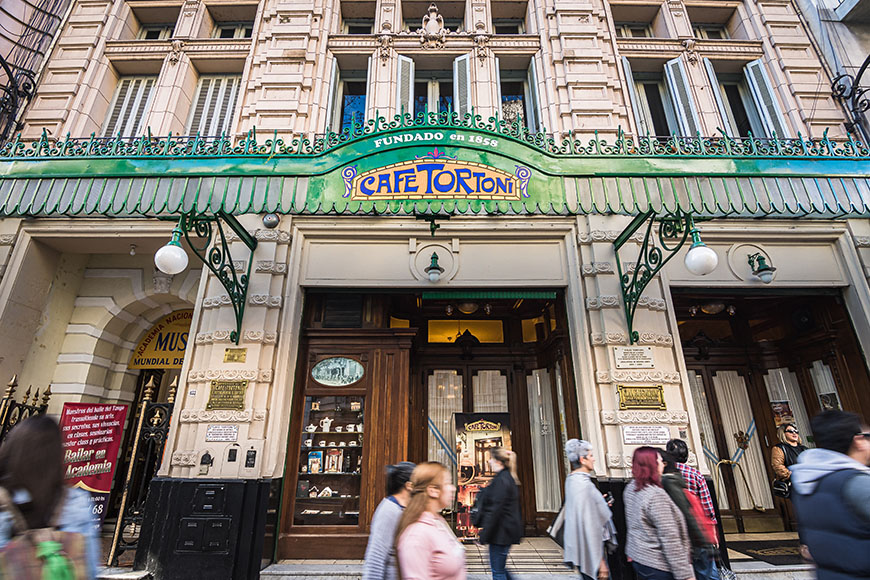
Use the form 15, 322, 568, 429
791, 410, 870, 580
477, 448, 523, 580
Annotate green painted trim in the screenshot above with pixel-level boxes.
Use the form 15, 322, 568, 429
421, 291, 558, 300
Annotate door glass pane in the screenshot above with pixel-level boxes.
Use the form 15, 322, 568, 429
810, 360, 843, 412
428, 370, 462, 478
688, 371, 727, 510
711, 371, 774, 509
527, 369, 561, 511
472, 370, 508, 412
763, 367, 813, 446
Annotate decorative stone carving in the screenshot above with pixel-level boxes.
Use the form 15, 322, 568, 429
473, 22, 489, 63
590, 332, 627, 345
596, 370, 682, 384
682, 38, 698, 64
378, 24, 393, 64
600, 410, 689, 425
248, 294, 282, 308
418, 3, 447, 49
242, 330, 278, 344
255, 261, 288, 274
581, 262, 615, 276
588, 295, 667, 312
590, 332, 673, 346
233, 260, 246, 273
254, 230, 291, 244
606, 453, 633, 468
203, 295, 232, 308
637, 332, 674, 346
0, 234, 16, 246
179, 409, 254, 422
578, 230, 644, 245
195, 332, 212, 345
212, 330, 232, 343
152, 269, 173, 294
168, 40, 185, 65
253, 410, 267, 421
171, 451, 198, 466
855, 236, 870, 248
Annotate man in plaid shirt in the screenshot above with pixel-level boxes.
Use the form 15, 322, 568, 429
667, 439, 718, 524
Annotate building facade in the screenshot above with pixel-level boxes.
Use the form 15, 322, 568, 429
1, 0, 870, 577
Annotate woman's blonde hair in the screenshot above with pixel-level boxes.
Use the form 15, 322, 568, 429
776, 423, 802, 444
395, 462, 449, 543
491, 447, 519, 484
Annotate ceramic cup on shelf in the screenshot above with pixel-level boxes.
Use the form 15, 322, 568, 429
318, 440, 326, 446
335, 426, 343, 432
357, 423, 363, 433
349, 441, 358, 447
304, 439, 313, 447
346, 425, 354, 432
339, 442, 347, 447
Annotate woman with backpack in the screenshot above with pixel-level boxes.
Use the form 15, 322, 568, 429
0, 415, 98, 579
362, 461, 415, 580
475, 448, 522, 580
659, 451, 718, 580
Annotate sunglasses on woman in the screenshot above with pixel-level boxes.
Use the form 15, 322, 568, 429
785, 429, 799, 434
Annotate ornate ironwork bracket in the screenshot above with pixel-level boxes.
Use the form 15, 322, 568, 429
832, 54, 870, 141
613, 210, 694, 344
178, 211, 258, 344
416, 214, 449, 237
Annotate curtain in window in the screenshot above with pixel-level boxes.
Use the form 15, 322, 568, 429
527, 369, 561, 512
809, 360, 843, 412
687, 371, 727, 509
764, 367, 813, 446
472, 370, 508, 412
428, 370, 462, 477
711, 370, 774, 510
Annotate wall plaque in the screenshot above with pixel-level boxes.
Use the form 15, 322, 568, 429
617, 385, 666, 410
206, 424, 239, 442
223, 348, 247, 363
622, 425, 671, 445
614, 346, 655, 369
206, 380, 248, 410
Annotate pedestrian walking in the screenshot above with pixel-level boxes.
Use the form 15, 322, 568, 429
791, 410, 870, 579
770, 423, 807, 495
666, 439, 717, 527
475, 448, 522, 580
363, 461, 415, 580
0, 415, 99, 579
561, 439, 614, 580
623, 447, 695, 580
396, 462, 466, 580
659, 451, 718, 580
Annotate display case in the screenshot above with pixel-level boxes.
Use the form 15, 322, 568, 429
293, 395, 364, 526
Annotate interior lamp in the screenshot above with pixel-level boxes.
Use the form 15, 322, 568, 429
748, 252, 776, 284
683, 226, 718, 276
424, 252, 444, 282
154, 225, 189, 275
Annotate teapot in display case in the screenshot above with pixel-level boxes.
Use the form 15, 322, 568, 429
319, 417, 334, 432
305, 424, 317, 432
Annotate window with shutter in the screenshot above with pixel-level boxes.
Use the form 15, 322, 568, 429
102, 76, 156, 138
703, 58, 736, 137
396, 55, 415, 116
325, 58, 341, 132
744, 59, 790, 138
453, 53, 471, 118
664, 57, 700, 136
525, 59, 540, 133
186, 76, 241, 136
621, 57, 648, 136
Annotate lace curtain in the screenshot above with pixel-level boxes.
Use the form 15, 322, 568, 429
472, 371, 509, 412
687, 371, 728, 509
527, 369, 561, 512
810, 360, 842, 412
428, 370, 463, 478
711, 370, 774, 510
764, 367, 814, 447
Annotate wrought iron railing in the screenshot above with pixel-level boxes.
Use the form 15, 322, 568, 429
107, 376, 175, 566
832, 54, 870, 143
1, 111, 868, 161
0, 375, 51, 442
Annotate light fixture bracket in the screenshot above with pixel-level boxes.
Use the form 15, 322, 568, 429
747, 252, 776, 283
177, 210, 258, 344
613, 209, 695, 344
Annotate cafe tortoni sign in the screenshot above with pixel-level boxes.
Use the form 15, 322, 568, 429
342, 147, 531, 201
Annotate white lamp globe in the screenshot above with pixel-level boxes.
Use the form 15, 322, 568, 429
684, 243, 718, 276
758, 269, 775, 284
428, 269, 441, 283
154, 241, 189, 275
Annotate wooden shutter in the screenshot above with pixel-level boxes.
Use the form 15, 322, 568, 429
525, 58, 540, 133
495, 56, 503, 117
744, 59, 790, 138
703, 58, 736, 137
396, 55, 415, 116
325, 57, 341, 132
621, 57, 648, 136
187, 76, 241, 135
364, 55, 372, 122
103, 77, 156, 137
453, 53, 471, 118
664, 57, 700, 136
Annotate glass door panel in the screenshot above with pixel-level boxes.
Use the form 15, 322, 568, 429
472, 370, 508, 412
427, 370, 462, 477
527, 368, 561, 511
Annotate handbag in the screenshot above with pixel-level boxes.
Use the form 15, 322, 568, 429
546, 504, 565, 548
772, 478, 791, 499
715, 551, 737, 580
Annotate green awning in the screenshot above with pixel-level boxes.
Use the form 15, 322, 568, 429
2, 120, 868, 218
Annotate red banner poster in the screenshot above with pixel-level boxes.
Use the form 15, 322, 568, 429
59, 403, 128, 531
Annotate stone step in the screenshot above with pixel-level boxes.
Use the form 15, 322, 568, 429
730, 563, 815, 580
96, 568, 151, 580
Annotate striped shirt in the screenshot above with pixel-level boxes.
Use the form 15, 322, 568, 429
623, 482, 694, 580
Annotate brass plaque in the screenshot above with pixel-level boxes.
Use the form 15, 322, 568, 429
617, 385, 666, 411
206, 380, 248, 411
223, 348, 247, 363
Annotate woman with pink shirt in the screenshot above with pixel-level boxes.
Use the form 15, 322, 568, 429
396, 462, 466, 580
